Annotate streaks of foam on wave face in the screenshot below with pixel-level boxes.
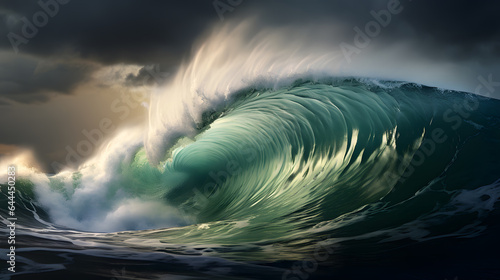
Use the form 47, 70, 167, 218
156, 83, 431, 242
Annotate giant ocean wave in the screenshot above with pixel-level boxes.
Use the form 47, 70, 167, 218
1, 22, 500, 280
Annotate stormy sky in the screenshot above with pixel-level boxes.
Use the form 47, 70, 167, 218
1, 0, 499, 172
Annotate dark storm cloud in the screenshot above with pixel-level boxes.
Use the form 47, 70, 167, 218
0, 53, 95, 103
125, 64, 171, 87
241, 0, 500, 62
401, 1, 500, 45
0, 0, 216, 65
1, 0, 499, 64
0, 0, 499, 103
125, 66, 153, 87
0, 0, 217, 103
